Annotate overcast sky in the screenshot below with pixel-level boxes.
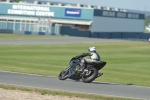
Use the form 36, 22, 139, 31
32, 0, 150, 11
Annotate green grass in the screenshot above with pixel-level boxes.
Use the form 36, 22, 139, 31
0, 34, 148, 99
144, 30, 150, 33
0, 41, 150, 87
0, 84, 136, 100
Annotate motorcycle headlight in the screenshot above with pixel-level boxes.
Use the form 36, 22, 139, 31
70, 60, 77, 66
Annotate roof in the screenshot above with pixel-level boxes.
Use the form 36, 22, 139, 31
0, 16, 92, 25
51, 18, 92, 25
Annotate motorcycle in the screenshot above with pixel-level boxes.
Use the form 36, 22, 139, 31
58, 57, 106, 83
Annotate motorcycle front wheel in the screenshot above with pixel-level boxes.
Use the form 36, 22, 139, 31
58, 68, 69, 80
82, 67, 98, 83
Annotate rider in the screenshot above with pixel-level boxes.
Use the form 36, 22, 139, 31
74, 46, 103, 76
75, 46, 100, 62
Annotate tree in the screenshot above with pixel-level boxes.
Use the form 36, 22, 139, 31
14, 0, 21, 2
1, 0, 21, 2
145, 16, 150, 26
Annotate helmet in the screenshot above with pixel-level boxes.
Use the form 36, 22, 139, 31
88, 46, 96, 52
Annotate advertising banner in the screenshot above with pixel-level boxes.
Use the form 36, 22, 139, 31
0, 3, 93, 20
7, 5, 54, 17
65, 8, 81, 17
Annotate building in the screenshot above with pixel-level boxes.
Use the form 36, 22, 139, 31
0, 0, 145, 35
92, 9, 145, 33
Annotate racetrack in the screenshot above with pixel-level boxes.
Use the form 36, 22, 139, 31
0, 71, 150, 99
0, 37, 126, 44
0, 37, 150, 99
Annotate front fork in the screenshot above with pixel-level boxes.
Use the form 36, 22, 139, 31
67, 66, 76, 77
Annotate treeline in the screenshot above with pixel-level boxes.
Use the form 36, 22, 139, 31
145, 16, 150, 26
1, 0, 21, 2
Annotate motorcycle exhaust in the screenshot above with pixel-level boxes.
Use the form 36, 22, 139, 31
97, 72, 103, 77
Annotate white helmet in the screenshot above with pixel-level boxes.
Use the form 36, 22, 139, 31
88, 46, 96, 52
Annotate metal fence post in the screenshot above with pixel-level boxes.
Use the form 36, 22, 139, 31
13, 20, 16, 30
20, 20, 22, 31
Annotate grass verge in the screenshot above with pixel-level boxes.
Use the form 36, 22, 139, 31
0, 41, 150, 87
0, 84, 136, 100
0, 34, 148, 99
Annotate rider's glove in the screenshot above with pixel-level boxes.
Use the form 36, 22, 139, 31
72, 57, 77, 59
75, 56, 80, 59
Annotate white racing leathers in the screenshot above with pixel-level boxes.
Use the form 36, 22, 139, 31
76, 51, 101, 67
86, 51, 100, 62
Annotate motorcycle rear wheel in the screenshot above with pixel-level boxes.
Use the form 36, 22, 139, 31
82, 67, 98, 83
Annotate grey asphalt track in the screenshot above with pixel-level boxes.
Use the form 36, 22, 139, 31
0, 37, 149, 99
0, 37, 126, 44
0, 71, 150, 99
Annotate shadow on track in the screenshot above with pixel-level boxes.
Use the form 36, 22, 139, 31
70, 80, 134, 86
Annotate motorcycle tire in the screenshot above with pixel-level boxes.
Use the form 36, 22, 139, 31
82, 67, 98, 83
58, 68, 69, 80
